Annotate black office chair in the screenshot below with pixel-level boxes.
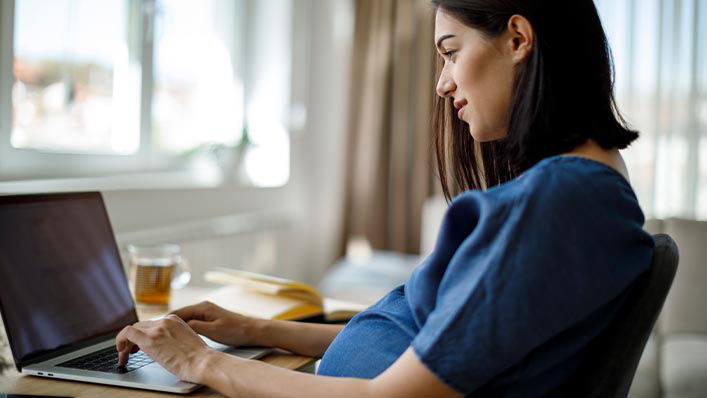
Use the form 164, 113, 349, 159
570, 233, 679, 397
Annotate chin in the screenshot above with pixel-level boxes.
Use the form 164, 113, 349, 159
469, 129, 495, 142
469, 125, 506, 142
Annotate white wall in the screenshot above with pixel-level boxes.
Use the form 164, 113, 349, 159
103, 0, 353, 284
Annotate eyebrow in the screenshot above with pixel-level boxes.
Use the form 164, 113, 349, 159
435, 34, 456, 50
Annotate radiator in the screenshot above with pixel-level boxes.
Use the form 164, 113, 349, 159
114, 211, 295, 286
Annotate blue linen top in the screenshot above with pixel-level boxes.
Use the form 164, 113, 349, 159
317, 156, 655, 397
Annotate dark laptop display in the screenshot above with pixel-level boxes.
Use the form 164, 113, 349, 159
0, 193, 137, 367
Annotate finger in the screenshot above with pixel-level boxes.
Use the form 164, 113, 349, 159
170, 302, 209, 321
116, 340, 134, 366
116, 325, 149, 366
187, 319, 214, 335
165, 313, 187, 325
116, 325, 135, 366
115, 325, 134, 352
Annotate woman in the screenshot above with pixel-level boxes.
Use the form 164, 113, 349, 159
116, 1, 655, 396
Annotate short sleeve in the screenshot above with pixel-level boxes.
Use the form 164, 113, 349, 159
409, 167, 655, 394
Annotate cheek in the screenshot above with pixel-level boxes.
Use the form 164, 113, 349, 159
458, 53, 513, 141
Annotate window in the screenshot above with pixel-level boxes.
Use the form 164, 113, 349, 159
0, 0, 291, 187
595, 0, 706, 219
12, 0, 138, 155
152, 0, 244, 154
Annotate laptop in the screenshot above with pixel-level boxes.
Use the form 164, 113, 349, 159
0, 192, 271, 393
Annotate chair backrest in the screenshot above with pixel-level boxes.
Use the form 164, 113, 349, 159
571, 233, 679, 398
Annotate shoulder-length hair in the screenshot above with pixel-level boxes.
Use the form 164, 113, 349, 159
432, 0, 638, 201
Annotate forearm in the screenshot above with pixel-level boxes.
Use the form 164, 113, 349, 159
120, 315, 459, 398
200, 350, 373, 398
254, 319, 345, 357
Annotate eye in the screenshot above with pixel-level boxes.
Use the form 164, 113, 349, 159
443, 50, 457, 61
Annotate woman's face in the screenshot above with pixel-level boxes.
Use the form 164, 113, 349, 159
434, 10, 522, 142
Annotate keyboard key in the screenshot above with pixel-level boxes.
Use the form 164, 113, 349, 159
57, 346, 155, 374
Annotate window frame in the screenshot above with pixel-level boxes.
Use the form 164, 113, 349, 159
0, 0, 245, 182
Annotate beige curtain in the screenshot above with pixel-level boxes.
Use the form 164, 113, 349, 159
340, 0, 438, 255
595, 0, 707, 219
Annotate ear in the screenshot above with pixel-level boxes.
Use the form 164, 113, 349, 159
506, 14, 534, 64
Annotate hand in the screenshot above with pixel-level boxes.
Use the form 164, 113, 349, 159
115, 314, 217, 383
171, 301, 262, 347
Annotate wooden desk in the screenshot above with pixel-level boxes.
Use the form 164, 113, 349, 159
0, 287, 317, 397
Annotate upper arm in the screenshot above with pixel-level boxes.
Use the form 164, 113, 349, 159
370, 347, 463, 398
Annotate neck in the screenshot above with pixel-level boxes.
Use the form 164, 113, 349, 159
559, 140, 629, 182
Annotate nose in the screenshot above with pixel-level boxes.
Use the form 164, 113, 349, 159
436, 67, 456, 98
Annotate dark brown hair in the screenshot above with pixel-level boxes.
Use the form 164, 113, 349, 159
432, 0, 638, 201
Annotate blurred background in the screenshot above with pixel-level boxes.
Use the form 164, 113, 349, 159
0, 0, 704, 286
2, 0, 701, 279
0, 0, 705, 395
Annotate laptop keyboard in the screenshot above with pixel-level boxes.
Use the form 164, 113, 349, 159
57, 346, 154, 374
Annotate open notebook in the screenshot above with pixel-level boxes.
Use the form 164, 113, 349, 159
203, 268, 369, 323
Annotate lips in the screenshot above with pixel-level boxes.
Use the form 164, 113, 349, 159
453, 99, 467, 120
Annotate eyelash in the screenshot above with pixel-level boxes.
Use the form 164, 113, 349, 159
443, 50, 457, 60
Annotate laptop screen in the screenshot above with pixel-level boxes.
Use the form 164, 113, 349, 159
0, 192, 137, 366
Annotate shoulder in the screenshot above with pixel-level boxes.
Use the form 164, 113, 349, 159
451, 155, 635, 210
512, 155, 641, 218
521, 155, 625, 192
446, 155, 645, 236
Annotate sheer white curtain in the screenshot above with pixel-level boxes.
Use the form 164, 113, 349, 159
595, 0, 707, 219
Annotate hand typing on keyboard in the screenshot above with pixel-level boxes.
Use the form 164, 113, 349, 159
115, 314, 216, 383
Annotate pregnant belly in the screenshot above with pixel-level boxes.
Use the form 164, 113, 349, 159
317, 287, 418, 378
